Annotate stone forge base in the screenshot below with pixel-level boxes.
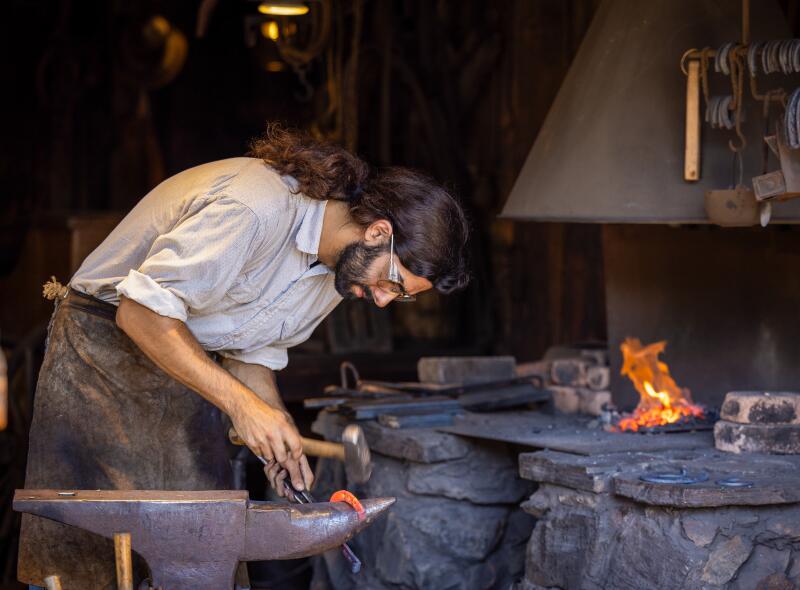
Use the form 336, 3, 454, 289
309, 413, 535, 590
516, 449, 800, 590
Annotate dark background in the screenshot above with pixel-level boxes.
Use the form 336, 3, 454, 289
0, 2, 608, 586
3, 1, 798, 588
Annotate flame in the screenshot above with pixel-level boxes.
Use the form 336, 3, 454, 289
614, 338, 704, 432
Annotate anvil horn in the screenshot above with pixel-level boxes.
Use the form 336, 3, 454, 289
14, 489, 394, 590
242, 496, 396, 561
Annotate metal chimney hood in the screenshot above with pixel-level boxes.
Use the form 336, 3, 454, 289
501, 0, 800, 223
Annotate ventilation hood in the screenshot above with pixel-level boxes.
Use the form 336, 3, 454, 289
501, 0, 800, 223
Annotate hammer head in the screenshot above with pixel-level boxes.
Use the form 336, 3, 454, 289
341, 424, 372, 484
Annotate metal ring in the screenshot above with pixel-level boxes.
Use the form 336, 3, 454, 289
762, 40, 772, 73
640, 469, 710, 485
716, 477, 754, 488
793, 39, 800, 73
680, 48, 698, 76
721, 95, 734, 129
748, 41, 761, 77
786, 88, 800, 148
770, 40, 781, 73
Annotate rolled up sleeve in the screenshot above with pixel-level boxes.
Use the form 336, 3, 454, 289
116, 269, 189, 321
115, 197, 261, 319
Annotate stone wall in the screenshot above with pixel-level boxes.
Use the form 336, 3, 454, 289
309, 418, 535, 590
515, 483, 800, 590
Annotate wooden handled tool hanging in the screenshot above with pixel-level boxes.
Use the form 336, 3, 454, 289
684, 57, 701, 181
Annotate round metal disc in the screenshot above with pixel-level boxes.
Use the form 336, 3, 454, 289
640, 469, 710, 485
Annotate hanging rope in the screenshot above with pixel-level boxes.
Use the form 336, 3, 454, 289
42, 277, 68, 301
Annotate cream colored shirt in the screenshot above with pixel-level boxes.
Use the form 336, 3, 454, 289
71, 157, 342, 370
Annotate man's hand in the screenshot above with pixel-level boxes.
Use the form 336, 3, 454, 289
116, 296, 314, 492
221, 358, 314, 495
228, 394, 312, 492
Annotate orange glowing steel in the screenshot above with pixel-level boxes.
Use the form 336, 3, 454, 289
614, 338, 705, 432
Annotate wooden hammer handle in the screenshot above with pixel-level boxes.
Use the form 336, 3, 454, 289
228, 428, 345, 461
302, 437, 346, 461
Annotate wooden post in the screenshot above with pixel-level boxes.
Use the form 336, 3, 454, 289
684, 59, 701, 181
43, 575, 63, 590
114, 532, 134, 590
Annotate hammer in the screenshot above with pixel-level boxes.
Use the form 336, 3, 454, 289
228, 424, 373, 484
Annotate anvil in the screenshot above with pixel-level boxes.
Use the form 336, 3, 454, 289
14, 489, 394, 589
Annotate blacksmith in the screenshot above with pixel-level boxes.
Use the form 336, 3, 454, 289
19, 125, 469, 588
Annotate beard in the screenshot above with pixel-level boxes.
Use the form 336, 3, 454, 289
334, 240, 388, 299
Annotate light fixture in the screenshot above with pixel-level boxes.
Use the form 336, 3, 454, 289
257, 2, 309, 16
260, 20, 280, 40
265, 61, 286, 72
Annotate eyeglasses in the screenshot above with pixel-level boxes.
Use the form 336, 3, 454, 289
375, 235, 416, 303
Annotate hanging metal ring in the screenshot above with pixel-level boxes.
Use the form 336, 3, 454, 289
680, 48, 698, 76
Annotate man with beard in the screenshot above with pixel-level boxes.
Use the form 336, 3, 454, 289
18, 124, 470, 588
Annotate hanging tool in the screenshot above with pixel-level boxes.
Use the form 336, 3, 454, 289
684, 55, 701, 181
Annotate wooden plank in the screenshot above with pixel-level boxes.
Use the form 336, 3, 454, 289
684, 59, 701, 181
437, 411, 714, 455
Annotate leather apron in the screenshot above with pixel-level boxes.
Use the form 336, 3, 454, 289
18, 290, 232, 589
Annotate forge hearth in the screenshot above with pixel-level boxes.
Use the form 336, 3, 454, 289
493, 412, 800, 590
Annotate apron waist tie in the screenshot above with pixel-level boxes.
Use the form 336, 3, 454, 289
63, 289, 118, 323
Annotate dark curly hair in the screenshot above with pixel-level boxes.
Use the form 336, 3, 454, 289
250, 124, 470, 294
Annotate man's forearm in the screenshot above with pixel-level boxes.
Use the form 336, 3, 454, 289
115, 295, 311, 489
116, 296, 258, 416
222, 358, 289, 415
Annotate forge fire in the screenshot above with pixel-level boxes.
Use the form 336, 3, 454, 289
614, 338, 706, 432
